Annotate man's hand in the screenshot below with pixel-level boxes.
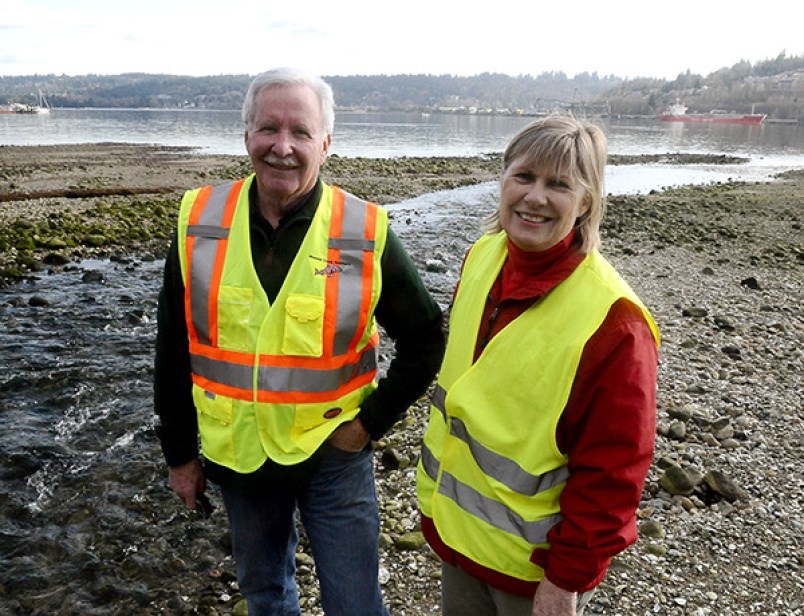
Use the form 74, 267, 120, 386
167, 458, 206, 510
328, 419, 371, 452
532, 577, 577, 616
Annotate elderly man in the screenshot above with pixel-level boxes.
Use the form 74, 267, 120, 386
154, 68, 445, 615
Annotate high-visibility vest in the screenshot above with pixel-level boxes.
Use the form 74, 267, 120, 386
177, 177, 388, 471
417, 231, 659, 582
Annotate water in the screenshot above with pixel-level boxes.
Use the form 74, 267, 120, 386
0, 110, 802, 613
3, 108, 802, 194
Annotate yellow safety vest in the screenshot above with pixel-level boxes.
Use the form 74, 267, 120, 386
417, 231, 659, 582
177, 177, 388, 471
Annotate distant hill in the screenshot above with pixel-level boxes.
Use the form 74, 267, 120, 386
2, 52, 802, 121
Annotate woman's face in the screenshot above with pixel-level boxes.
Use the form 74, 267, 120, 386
499, 156, 589, 253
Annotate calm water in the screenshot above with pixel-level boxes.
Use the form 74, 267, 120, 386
1, 108, 803, 613
2, 108, 802, 194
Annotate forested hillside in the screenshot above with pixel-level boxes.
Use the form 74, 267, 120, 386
2, 52, 802, 120
604, 52, 803, 119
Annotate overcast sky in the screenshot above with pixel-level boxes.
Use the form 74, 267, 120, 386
2, 0, 801, 80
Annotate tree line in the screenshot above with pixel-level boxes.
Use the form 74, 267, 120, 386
2, 52, 802, 120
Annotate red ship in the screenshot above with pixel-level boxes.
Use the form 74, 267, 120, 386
658, 101, 766, 125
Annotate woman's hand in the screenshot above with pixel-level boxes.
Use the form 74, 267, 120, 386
531, 577, 577, 616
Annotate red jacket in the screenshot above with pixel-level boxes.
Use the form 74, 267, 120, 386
421, 230, 658, 595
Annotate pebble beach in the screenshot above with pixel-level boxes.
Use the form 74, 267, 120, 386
0, 144, 801, 615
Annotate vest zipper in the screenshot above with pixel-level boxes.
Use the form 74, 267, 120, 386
478, 293, 501, 351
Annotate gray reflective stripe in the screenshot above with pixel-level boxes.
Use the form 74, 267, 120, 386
188, 182, 237, 346
191, 344, 377, 394
450, 416, 570, 496
258, 344, 377, 393
329, 237, 374, 251
191, 353, 254, 390
439, 471, 563, 545
420, 442, 440, 480
188, 224, 229, 239
431, 384, 568, 496
431, 384, 447, 420
331, 192, 374, 355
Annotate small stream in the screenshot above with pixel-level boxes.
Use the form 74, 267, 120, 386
0, 255, 237, 614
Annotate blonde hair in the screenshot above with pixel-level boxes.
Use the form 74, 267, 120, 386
483, 114, 607, 253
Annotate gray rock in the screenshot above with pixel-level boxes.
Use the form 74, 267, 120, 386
380, 448, 403, 471
394, 532, 426, 551
425, 259, 448, 273
714, 315, 735, 331
639, 519, 666, 539
659, 465, 696, 496
81, 270, 106, 284
667, 404, 693, 422
703, 470, 748, 501
28, 295, 49, 307
668, 421, 687, 440
682, 306, 709, 318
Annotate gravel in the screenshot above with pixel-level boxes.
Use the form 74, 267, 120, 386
1, 145, 801, 614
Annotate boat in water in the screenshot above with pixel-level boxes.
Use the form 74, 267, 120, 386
5, 90, 51, 115
658, 101, 765, 125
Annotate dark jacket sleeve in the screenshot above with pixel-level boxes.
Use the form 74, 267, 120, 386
153, 233, 199, 467
357, 228, 446, 440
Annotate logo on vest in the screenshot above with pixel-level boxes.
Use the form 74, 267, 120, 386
315, 263, 345, 277
310, 255, 350, 278
323, 407, 343, 419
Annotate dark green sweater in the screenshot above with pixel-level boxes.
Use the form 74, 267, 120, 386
154, 179, 445, 485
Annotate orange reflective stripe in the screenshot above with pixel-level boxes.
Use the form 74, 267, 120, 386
323, 188, 345, 357
184, 185, 214, 345
192, 374, 253, 402
190, 339, 254, 365
188, 185, 214, 226
349, 202, 377, 352
207, 180, 243, 346
221, 180, 242, 228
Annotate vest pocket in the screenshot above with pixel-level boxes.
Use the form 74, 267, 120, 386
282, 294, 324, 357
217, 285, 252, 351
193, 386, 236, 466
193, 386, 233, 425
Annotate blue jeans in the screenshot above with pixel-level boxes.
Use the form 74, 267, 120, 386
219, 443, 389, 616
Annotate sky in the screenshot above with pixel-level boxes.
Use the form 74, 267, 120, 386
1, 0, 802, 81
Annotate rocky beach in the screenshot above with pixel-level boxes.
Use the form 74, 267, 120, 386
0, 143, 802, 615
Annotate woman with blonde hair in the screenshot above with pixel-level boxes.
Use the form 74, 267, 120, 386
418, 115, 660, 615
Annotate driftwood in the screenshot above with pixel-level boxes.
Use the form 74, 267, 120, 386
0, 186, 177, 202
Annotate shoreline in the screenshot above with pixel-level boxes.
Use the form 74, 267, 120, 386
0, 143, 795, 287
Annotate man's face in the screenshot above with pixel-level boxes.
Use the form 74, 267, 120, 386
244, 84, 331, 221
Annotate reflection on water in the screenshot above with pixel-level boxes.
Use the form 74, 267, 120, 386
607, 116, 803, 160
2, 108, 803, 163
